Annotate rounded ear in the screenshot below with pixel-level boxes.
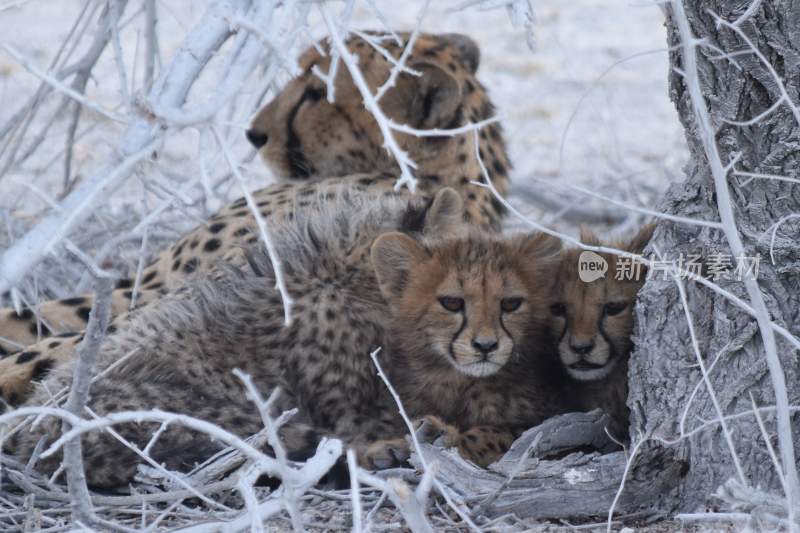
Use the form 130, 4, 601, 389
371, 232, 429, 301
383, 63, 461, 129
424, 188, 464, 236
579, 225, 600, 247
439, 33, 481, 73
515, 232, 563, 259
626, 222, 656, 254
511, 232, 563, 281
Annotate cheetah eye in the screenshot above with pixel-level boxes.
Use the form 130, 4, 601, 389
603, 301, 627, 316
550, 302, 566, 317
439, 296, 465, 313
501, 297, 523, 313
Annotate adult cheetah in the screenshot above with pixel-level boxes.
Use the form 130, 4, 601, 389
0, 31, 512, 403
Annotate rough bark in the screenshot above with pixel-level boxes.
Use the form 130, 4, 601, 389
629, 0, 800, 513
411, 411, 686, 520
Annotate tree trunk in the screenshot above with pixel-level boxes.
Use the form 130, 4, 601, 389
629, 0, 800, 513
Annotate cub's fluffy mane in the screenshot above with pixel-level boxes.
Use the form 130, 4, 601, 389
109, 186, 434, 343
243, 184, 435, 281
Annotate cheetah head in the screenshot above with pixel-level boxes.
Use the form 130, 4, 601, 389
247, 32, 490, 180
548, 224, 655, 381
372, 230, 561, 378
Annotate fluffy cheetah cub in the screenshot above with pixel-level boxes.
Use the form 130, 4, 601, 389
6, 187, 465, 488
369, 228, 569, 467
547, 224, 655, 442
7, 188, 564, 487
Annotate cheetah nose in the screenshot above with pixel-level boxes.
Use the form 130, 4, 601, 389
472, 337, 498, 355
570, 340, 595, 356
246, 129, 269, 149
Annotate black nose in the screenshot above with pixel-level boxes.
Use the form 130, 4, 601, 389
570, 340, 595, 355
246, 129, 269, 149
472, 338, 498, 354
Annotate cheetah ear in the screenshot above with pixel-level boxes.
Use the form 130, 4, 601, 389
371, 232, 429, 301
425, 188, 464, 236
384, 63, 461, 129
511, 232, 562, 280
626, 222, 656, 254
514, 232, 563, 259
440, 33, 480, 74
579, 225, 601, 247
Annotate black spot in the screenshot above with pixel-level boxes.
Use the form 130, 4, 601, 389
50, 296, 80, 314
183, 258, 199, 274
47, 341, 61, 349
208, 222, 227, 234
9, 309, 33, 321
172, 259, 182, 271
77, 307, 92, 322
204, 239, 222, 252
142, 271, 157, 285
107, 324, 117, 334
465, 80, 475, 93
447, 62, 457, 72
16, 351, 40, 364
116, 278, 133, 289
458, 153, 467, 163
490, 195, 507, 216
493, 160, 507, 176
123, 290, 133, 299
420, 174, 440, 183
234, 227, 250, 237
29, 322, 51, 336
31, 359, 55, 382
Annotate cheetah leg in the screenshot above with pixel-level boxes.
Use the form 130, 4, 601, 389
0, 289, 166, 407
0, 333, 83, 409
415, 415, 516, 467
0, 287, 163, 354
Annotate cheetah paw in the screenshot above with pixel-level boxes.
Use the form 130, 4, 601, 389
360, 437, 410, 470
414, 415, 461, 449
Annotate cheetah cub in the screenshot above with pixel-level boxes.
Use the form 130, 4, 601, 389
547, 224, 655, 442
6, 187, 466, 488
6, 188, 566, 486
369, 228, 569, 467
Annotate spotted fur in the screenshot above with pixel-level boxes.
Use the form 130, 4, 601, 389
4, 188, 464, 486
0, 31, 512, 402
546, 224, 655, 442
6, 189, 567, 486
366, 228, 570, 467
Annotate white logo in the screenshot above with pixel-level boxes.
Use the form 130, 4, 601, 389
578, 251, 607, 282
